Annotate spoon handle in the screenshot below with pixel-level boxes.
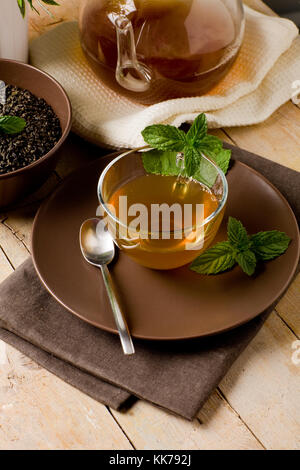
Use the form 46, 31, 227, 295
100, 265, 135, 355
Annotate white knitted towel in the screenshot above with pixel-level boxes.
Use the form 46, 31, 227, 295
30, 5, 299, 149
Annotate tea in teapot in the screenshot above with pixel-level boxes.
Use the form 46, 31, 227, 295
79, 0, 245, 104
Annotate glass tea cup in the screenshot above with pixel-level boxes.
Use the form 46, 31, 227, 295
97, 148, 228, 270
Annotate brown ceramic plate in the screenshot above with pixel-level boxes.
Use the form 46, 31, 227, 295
32, 154, 299, 340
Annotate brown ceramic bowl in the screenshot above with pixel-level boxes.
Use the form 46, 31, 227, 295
0, 59, 72, 208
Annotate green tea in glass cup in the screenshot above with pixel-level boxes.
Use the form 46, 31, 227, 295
98, 148, 228, 270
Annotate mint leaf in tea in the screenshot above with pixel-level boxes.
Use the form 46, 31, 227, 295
102, 113, 229, 270
141, 125, 187, 152
141, 113, 231, 182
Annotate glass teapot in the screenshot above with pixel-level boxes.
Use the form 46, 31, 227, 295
79, 0, 245, 105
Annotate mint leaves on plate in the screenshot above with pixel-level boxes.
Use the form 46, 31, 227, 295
141, 114, 231, 186
0, 116, 26, 135
190, 217, 291, 276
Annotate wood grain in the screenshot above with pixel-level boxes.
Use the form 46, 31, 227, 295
0, 340, 133, 450
111, 392, 264, 450
220, 312, 300, 450
276, 276, 300, 337
223, 102, 300, 172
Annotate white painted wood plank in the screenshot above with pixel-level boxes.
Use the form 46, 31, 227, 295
0, 247, 13, 282
0, 343, 133, 450
276, 274, 300, 337
223, 102, 300, 172
0, 223, 29, 268
111, 391, 264, 450
220, 312, 300, 450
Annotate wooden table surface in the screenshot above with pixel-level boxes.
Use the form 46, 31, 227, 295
0, 0, 299, 450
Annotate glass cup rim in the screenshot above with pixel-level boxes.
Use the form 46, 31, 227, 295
97, 146, 228, 233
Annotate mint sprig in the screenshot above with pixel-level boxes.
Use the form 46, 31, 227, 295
0, 116, 26, 135
141, 113, 231, 182
190, 217, 291, 276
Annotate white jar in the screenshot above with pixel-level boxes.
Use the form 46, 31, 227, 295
0, 0, 28, 62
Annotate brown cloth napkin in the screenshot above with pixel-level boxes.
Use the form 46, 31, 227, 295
0, 146, 299, 420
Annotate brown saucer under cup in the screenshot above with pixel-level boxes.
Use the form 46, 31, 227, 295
32, 154, 299, 340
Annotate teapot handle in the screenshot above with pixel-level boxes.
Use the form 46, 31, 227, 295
115, 16, 152, 93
